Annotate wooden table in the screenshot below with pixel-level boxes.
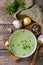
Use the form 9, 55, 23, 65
0, 24, 43, 65
0, 0, 43, 65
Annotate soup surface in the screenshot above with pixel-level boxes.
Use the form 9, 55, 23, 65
10, 29, 37, 57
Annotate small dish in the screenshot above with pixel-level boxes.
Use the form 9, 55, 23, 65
31, 23, 42, 36
9, 29, 37, 58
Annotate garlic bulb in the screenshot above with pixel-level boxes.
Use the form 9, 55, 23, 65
12, 20, 22, 29
5, 41, 9, 46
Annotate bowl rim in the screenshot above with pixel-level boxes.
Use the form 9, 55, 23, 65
9, 29, 37, 58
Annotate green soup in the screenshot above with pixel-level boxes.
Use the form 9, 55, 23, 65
10, 29, 37, 57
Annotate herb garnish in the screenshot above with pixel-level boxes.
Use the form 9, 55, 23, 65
17, 44, 20, 46
29, 40, 31, 42
32, 44, 33, 47
23, 54, 25, 56
23, 30, 25, 33
12, 44, 14, 46
21, 40, 31, 50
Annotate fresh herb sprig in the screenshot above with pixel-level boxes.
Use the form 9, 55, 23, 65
6, 0, 25, 15
18, 0, 25, 10
6, 2, 19, 15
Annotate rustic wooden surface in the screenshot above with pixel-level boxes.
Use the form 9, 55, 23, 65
0, 0, 43, 65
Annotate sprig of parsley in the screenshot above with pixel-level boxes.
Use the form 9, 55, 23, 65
18, 0, 25, 10
6, 0, 25, 15
6, 2, 18, 15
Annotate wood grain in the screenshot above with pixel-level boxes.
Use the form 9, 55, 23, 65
0, 24, 43, 65
0, 0, 43, 65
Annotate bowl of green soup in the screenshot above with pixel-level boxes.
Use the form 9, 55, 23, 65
9, 29, 37, 58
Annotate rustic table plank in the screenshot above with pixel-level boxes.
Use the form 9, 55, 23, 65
0, 50, 9, 56
0, 0, 43, 65
0, 54, 43, 65
0, 56, 31, 65
0, 0, 15, 24
0, 40, 5, 49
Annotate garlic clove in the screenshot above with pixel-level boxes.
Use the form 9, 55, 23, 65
5, 41, 9, 46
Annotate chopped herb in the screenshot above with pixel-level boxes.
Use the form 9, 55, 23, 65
23, 46, 26, 50
28, 46, 31, 49
22, 44, 24, 46
29, 37, 31, 38
21, 40, 27, 44
25, 40, 27, 43
22, 43, 31, 50
23, 54, 25, 56
21, 40, 24, 43
29, 40, 31, 42
32, 44, 33, 47
17, 44, 20, 46
23, 30, 25, 33
26, 45, 28, 48
12, 44, 14, 46
21, 40, 31, 50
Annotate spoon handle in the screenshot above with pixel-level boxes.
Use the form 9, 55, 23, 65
30, 48, 38, 65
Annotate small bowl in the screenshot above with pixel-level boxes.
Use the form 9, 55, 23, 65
9, 29, 37, 58
31, 23, 42, 36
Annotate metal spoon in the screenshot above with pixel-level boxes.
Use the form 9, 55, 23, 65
30, 35, 43, 65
